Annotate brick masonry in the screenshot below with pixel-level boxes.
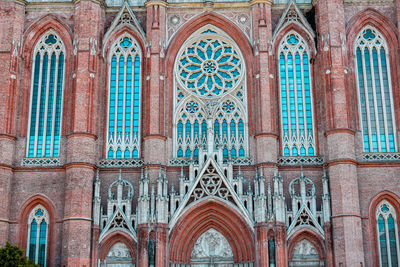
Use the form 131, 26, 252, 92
0, 0, 399, 266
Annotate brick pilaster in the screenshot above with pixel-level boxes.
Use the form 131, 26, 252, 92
275, 222, 287, 267
251, 1, 278, 164
0, 0, 25, 246
137, 225, 149, 267
155, 224, 168, 267
143, 1, 167, 165
315, 0, 365, 265
255, 222, 269, 267
61, 0, 104, 265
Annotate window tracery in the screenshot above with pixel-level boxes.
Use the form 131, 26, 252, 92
26, 31, 65, 158
26, 205, 49, 267
278, 31, 316, 157
354, 26, 397, 153
106, 33, 142, 159
376, 200, 400, 267
173, 25, 248, 159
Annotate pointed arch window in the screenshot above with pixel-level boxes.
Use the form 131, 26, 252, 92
27, 31, 65, 158
173, 25, 248, 159
106, 34, 142, 159
354, 26, 397, 153
376, 200, 400, 267
278, 32, 316, 157
26, 205, 49, 266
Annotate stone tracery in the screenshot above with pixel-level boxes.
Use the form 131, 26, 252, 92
173, 25, 248, 159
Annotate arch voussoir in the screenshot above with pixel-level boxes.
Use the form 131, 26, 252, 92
169, 198, 255, 264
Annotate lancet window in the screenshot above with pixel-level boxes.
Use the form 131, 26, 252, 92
26, 205, 49, 266
376, 200, 400, 267
278, 32, 316, 157
106, 34, 142, 159
173, 25, 248, 158
354, 26, 397, 153
27, 31, 65, 158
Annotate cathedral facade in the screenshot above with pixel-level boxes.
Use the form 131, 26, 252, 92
1, 0, 400, 266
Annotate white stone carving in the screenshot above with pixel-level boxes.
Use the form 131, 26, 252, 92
191, 228, 233, 260
97, 171, 137, 243
292, 239, 318, 257
107, 242, 132, 259
273, 0, 315, 42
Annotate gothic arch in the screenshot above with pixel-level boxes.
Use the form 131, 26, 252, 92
102, 25, 146, 62
20, 14, 73, 137
273, 24, 316, 58
168, 198, 255, 263
17, 194, 57, 267
288, 228, 326, 263
346, 9, 400, 133
165, 12, 254, 138
98, 230, 137, 262
368, 191, 400, 267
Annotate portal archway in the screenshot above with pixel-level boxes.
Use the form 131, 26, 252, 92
169, 198, 255, 265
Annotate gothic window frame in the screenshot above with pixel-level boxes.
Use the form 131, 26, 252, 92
26, 205, 49, 267
26, 30, 66, 158
376, 200, 400, 267
277, 30, 316, 157
172, 25, 249, 159
105, 32, 142, 159
354, 26, 398, 153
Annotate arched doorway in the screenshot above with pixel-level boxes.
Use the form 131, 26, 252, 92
190, 228, 234, 266
289, 239, 323, 267
100, 242, 135, 267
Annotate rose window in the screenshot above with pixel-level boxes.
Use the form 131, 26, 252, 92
173, 26, 248, 159
177, 36, 243, 98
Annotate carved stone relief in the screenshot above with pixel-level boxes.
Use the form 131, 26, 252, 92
191, 228, 234, 262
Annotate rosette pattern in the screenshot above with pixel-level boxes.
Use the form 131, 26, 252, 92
177, 32, 243, 98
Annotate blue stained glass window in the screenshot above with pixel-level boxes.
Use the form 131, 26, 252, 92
355, 27, 397, 153
278, 33, 315, 157
27, 33, 65, 158
27, 206, 49, 266
376, 201, 400, 267
107, 35, 142, 159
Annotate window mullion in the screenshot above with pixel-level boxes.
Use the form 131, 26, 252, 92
292, 51, 300, 143
41, 52, 52, 157
35, 222, 40, 264
368, 48, 382, 152
385, 217, 393, 267
376, 48, 390, 151
122, 55, 127, 150
130, 54, 135, 154
114, 55, 120, 158
44, 222, 48, 267
300, 52, 308, 147
285, 52, 291, 154
26, 222, 31, 258
384, 51, 398, 151
33, 53, 45, 157
361, 48, 374, 151
50, 54, 60, 157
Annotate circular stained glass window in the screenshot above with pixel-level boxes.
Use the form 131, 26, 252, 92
176, 34, 244, 98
